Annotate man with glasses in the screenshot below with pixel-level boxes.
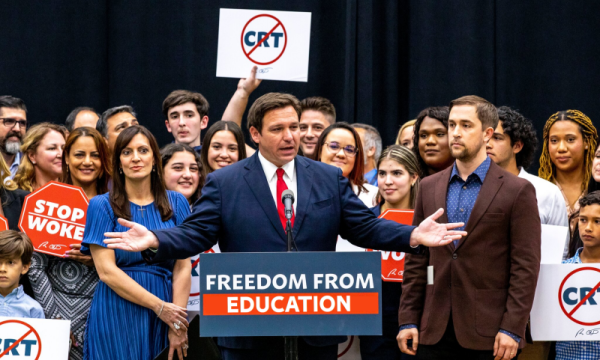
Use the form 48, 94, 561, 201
352, 124, 382, 186
0, 96, 27, 179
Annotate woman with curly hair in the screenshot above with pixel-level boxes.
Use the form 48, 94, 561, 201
538, 110, 598, 223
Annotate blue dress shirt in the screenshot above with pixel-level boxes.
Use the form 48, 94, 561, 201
400, 157, 520, 343
364, 168, 378, 186
0, 285, 45, 319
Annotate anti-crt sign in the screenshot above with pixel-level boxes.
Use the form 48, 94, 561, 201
199, 252, 382, 337
530, 264, 600, 341
216, 8, 312, 82
18, 182, 89, 257
0, 317, 70, 359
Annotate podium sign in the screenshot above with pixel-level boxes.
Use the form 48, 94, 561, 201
199, 252, 382, 337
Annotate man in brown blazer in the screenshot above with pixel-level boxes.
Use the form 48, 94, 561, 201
397, 96, 541, 360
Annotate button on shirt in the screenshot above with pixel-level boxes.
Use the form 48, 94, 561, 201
556, 248, 600, 360
447, 157, 491, 246
0, 285, 45, 319
258, 152, 297, 213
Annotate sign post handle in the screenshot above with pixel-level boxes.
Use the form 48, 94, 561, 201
285, 218, 298, 360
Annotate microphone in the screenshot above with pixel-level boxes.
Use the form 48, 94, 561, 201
281, 190, 294, 220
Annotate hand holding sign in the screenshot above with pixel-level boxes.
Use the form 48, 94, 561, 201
18, 182, 89, 258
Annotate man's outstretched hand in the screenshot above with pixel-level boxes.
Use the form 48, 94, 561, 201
410, 208, 467, 247
103, 218, 159, 252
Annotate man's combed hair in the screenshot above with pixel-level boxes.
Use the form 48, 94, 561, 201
247, 93, 301, 133
96, 105, 137, 138
352, 123, 382, 164
449, 95, 498, 130
497, 106, 539, 170
0, 96, 27, 115
0, 230, 33, 265
299, 97, 336, 124
162, 90, 209, 119
65, 107, 99, 131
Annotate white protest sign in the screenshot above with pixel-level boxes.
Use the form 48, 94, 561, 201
541, 224, 569, 264
188, 244, 220, 315
0, 317, 70, 359
216, 8, 312, 82
530, 264, 600, 341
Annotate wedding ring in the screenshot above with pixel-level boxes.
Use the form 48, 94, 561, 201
174, 322, 181, 330
182, 344, 189, 350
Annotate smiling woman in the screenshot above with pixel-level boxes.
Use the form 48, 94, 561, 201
14, 122, 66, 192
200, 120, 247, 180
162, 143, 204, 205
539, 110, 598, 222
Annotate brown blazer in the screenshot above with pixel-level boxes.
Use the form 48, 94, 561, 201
399, 161, 541, 350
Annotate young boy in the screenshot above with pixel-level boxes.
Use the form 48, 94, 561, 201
0, 230, 44, 318
556, 192, 600, 359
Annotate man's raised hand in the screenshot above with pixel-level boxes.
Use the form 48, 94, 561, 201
410, 208, 468, 247
103, 218, 160, 252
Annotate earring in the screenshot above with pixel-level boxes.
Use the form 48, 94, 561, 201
119, 168, 123, 174
32, 161, 36, 165
152, 166, 156, 172
66, 167, 69, 173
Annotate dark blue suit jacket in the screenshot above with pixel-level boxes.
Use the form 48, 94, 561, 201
151, 152, 418, 349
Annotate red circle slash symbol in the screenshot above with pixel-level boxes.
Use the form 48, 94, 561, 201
241, 14, 287, 65
558, 267, 600, 326
0, 320, 42, 359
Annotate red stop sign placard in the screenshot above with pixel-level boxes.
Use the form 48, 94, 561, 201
367, 209, 415, 282
0, 215, 8, 232
18, 181, 89, 257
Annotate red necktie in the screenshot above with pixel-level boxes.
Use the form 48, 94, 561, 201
276, 168, 295, 231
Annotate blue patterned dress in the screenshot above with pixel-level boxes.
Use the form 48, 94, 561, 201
81, 191, 190, 360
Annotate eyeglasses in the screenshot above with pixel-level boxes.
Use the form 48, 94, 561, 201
325, 142, 359, 157
0, 118, 27, 129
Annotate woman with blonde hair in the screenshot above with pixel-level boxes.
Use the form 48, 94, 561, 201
396, 119, 416, 149
13, 122, 66, 191
539, 110, 598, 222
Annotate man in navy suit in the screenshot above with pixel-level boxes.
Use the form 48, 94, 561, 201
105, 93, 467, 360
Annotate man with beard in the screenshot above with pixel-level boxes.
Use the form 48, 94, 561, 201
398, 96, 541, 360
0, 96, 27, 178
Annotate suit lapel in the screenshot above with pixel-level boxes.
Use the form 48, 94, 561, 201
243, 153, 286, 240
292, 156, 313, 239
455, 162, 504, 250
435, 167, 452, 224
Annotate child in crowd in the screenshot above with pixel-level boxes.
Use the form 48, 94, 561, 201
0, 230, 44, 318
555, 191, 600, 359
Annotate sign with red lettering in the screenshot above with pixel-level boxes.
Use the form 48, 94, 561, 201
18, 182, 89, 258
367, 210, 414, 282
0, 216, 8, 232
0, 317, 70, 359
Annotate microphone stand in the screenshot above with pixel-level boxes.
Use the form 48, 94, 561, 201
284, 218, 298, 360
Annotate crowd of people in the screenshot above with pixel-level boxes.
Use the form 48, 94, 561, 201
0, 66, 598, 360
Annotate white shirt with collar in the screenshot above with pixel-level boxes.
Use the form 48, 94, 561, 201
519, 168, 569, 227
258, 151, 297, 213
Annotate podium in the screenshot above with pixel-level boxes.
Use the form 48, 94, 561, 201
198, 252, 383, 337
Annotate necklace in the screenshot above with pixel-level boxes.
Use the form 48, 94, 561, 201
137, 206, 146, 218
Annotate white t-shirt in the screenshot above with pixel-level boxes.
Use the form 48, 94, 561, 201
519, 168, 570, 259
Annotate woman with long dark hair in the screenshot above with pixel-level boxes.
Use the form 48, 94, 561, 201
200, 120, 247, 180
412, 107, 454, 178
81, 126, 191, 360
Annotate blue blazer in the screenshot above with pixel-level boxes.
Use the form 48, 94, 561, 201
151, 152, 417, 349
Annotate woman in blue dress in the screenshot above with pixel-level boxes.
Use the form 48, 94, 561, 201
82, 125, 191, 360
362, 145, 420, 360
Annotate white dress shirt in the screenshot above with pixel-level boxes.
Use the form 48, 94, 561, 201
519, 168, 570, 259
519, 168, 569, 227
258, 151, 297, 213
